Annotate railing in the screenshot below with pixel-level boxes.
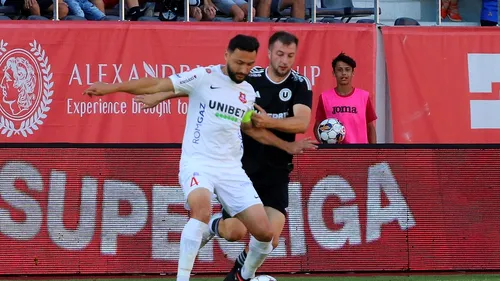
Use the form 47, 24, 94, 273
49, 0, 499, 26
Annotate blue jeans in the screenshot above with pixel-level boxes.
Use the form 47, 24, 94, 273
64, 0, 105, 20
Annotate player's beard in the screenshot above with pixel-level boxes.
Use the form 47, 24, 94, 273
227, 63, 246, 84
271, 64, 291, 78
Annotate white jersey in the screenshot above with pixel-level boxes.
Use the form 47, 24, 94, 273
169, 65, 257, 169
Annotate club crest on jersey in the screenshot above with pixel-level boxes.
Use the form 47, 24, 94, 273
239, 92, 247, 104
279, 88, 292, 102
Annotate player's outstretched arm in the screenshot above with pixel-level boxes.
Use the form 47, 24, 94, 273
83, 78, 174, 97
241, 111, 317, 154
251, 104, 311, 134
134, 92, 188, 109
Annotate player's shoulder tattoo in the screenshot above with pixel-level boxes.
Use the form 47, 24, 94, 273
248, 66, 265, 77
291, 70, 312, 91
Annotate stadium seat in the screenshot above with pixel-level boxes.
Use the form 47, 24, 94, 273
101, 15, 120, 20
0, 5, 16, 15
320, 17, 343, 23
212, 16, 232, 22
176, 17, 199, 21
285, 17, 307, 23
137, 16, 160, 21
276, 8, 311, 19
253, 17, 272, 22
320, 0, 376, 23
63, 15, 87, 20
306, 0, 345, 19
105, 8, 119, 16
356, 18, 374, 23
394, 17, 420, 26
27, 15, 50, 20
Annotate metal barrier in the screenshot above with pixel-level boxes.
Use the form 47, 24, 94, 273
49, 0, 498, 26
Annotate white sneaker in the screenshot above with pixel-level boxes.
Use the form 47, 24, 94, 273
200, 213, 222, 249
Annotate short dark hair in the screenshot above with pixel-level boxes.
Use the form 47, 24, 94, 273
332, 52, 356, 70
227, 34, 260, 53
268, 31, 299, 49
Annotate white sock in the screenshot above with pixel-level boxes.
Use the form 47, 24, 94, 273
241, 236, 273, 280
177, 218, 209, 281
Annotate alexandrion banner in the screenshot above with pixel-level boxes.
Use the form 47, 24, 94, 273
0, 22, 375, 143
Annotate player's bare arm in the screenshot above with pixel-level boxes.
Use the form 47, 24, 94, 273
251, 104, 311, 134
134, 92, 188, 109
367, 121, 377, 144
83, 78, 175, 97
241, 112, 316, 154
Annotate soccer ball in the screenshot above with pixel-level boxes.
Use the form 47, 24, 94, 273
250, 275, 277, 281
317, 118, 346, 144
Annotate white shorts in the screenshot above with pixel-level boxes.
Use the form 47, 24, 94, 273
179, 165, 262, 217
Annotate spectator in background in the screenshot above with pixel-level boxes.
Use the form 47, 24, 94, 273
481, 0, 498, 26
211, 0, 255, 21
92, 0, 143, 19
65, 0, 105, 19
314, 52, 377, 144
157, 0, 216, 21
269, 0, 304, 19
441, 0, 462, 21
5, 0, 68, 18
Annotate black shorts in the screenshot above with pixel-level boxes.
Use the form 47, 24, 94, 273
222, 168, 290, 219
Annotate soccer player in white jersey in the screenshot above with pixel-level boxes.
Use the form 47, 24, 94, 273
83, 34, 315, 281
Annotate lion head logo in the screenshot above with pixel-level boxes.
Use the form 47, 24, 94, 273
0, 40, 53, 138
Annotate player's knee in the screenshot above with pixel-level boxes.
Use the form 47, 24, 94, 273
187, 188, 212, 223
253, 229, 273, 242
225, 227, 247, 242
190, 207, 211, 223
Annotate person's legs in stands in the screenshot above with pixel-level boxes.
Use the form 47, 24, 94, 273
38, 0, 69, 18
80, 0, 106, 19
212, 0, 245, 21
271, 0, 304, 19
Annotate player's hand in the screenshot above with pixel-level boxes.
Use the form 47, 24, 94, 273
286, 137, 318, 155
83, 82, 117, 97
251, 104, 274, 128
134, 94, 163, 109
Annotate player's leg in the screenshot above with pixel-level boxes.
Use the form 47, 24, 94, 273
215, 209, 247, 241
177, 169, 215, 281
199, 205, 247, 250
229, 207, 285, 268
216, 173, 273, 281
234, 204, 273, 280
223, 175, 289, 281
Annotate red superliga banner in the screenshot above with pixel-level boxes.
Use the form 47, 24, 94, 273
1, 147, 500, 274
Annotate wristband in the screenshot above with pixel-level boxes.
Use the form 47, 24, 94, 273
242, 110, 255, 123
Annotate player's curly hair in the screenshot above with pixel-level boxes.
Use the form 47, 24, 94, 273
228, 34, 260, 53
332, 52, 356, 70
